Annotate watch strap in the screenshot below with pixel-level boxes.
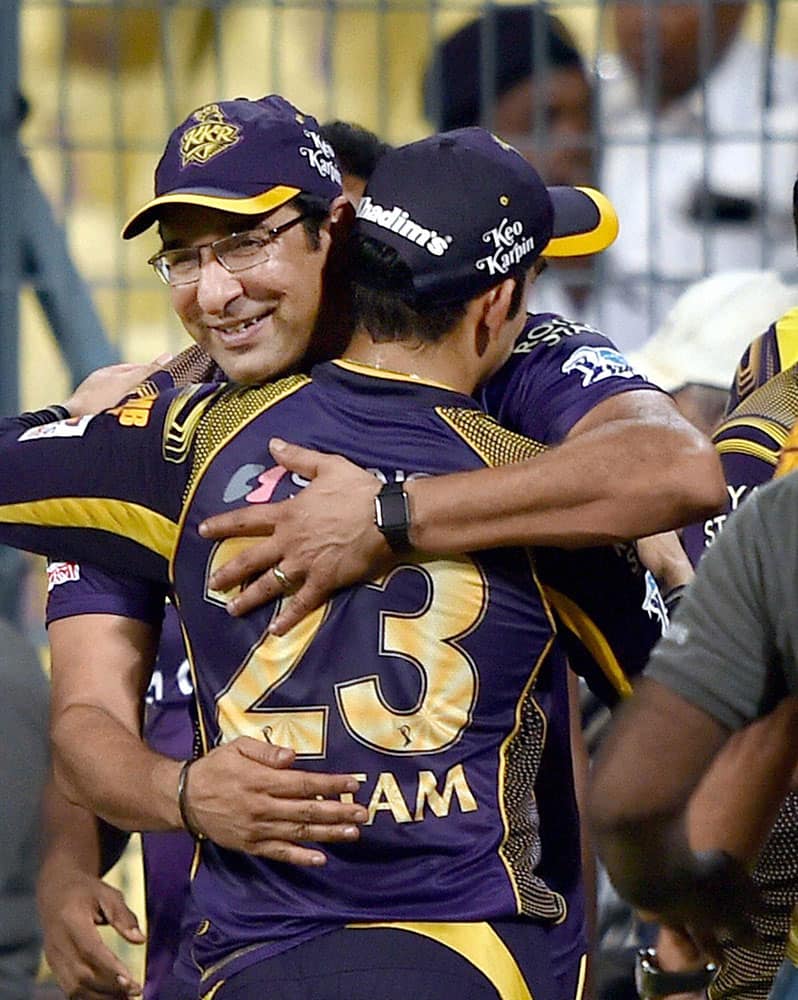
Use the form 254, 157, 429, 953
374, 481, 411, 553
635, 948, 717, 999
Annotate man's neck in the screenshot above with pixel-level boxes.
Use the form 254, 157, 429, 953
341, 328, 479, 396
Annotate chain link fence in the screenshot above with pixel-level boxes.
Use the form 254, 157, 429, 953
15, 1, 798, 406
7, 0, 798, 987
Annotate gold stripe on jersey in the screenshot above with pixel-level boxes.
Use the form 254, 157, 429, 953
715, 438, 781, 467
542, 586, 633, 700
775, 307, 798, 374
163, 384, 225, 466
777, 421, 798, 478
184, 374, 310, 501
575, 953, 588, 1000
435, 407, 546, 466
718, 416, 790, 450
492, 555, 563, 920
199, 984, 224, 1000
0, 497, 177, 561
346, 921, 534, 1000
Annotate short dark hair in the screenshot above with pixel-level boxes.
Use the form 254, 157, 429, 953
319, 120, 393, 185
291, 192, 332, 251
351, 234, 527, 343
424, 5, 584, 131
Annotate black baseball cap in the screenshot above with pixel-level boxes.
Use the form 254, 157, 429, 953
123, 95, 342, 239
354, 128, 618, 306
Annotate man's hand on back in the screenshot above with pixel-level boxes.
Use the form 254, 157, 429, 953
184, 737, 368, 865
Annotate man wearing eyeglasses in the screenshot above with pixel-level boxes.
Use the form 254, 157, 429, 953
137, 98, 352, 387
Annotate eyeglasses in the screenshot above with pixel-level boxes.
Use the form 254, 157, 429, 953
148, 213, 309, 287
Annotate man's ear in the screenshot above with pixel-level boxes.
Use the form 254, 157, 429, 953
473, 277, 516, 357
481, 277, 517, 334
329, 194, 355, 232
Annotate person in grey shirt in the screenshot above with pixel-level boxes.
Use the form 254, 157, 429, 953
0, 617, 49, 1000
587, 468, 798, 962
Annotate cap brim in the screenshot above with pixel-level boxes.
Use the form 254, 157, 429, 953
122, 184, 302, 240
543, 186, 619, 258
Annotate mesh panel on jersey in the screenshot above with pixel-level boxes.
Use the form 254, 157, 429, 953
726, 365, 798, 428
710, 793, 798, 1000
435, 407, 546, 466
134, 345, 223, 400
161, 344, 224, 388
498, 675, 567, 922
185, 375, 310, 500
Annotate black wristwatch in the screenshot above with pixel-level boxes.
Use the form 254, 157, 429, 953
373, 481, 411, 553
635, 948, 717, 999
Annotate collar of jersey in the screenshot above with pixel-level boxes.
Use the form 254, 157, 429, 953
332, 358, 461, 394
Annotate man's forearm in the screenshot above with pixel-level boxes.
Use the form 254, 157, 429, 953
407, 415, 724, 552
53, 703, 182, 832
40, 779, 104, 875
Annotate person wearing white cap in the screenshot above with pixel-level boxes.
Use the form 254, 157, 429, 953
629, 270, 798, 437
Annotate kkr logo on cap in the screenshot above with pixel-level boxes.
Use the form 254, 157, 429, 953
180, 104, 241, 167
357, 196, 452, 256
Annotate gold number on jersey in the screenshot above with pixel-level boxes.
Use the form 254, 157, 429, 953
209, 539, 329, 757
337, 557, 484, 754
209, 549, 485, 758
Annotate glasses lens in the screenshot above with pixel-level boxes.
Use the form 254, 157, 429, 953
216, 233, 270, 272
157, 249, 200, 286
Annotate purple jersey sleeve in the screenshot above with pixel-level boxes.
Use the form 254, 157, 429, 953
728, 308, 798, 413
42, 347, 223, 628
682, 395, 786, 567
0, 383, 219, 581
46, 561, 167, 627
480, 312, 660, 445
480, 312, 668, 703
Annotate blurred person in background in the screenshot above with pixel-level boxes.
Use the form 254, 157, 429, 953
421, 4, 653, 351
319, 121, 392, 206
631, 269, 798, 438
602, 1, 798, 336
0, 618, 49, 1000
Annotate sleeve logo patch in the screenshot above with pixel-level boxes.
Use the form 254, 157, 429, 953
18, 415, 94, 441
561, 345, 637, 386
46, 561, 81, 591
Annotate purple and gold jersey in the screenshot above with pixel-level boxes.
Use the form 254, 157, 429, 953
481, 313, 668, 702
682, 363, 798, 566
0, 360, 585, 991
728, 306, 798, 413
